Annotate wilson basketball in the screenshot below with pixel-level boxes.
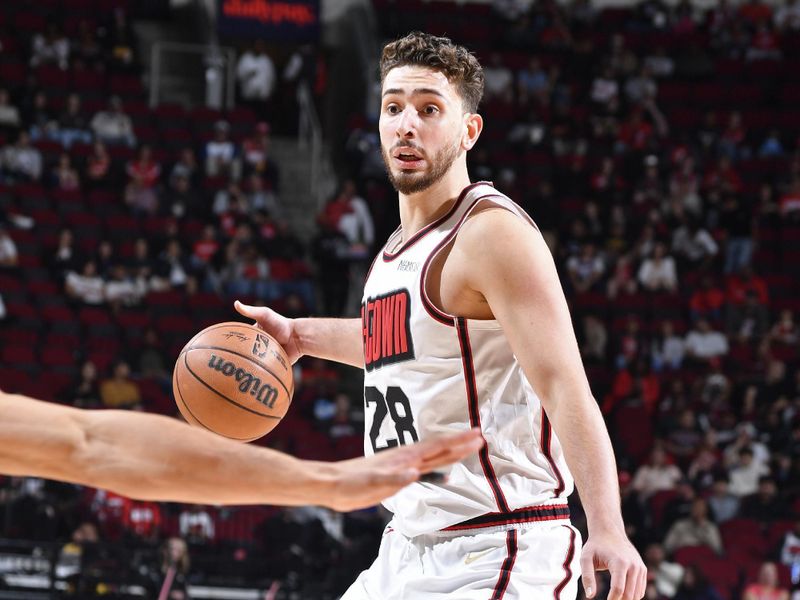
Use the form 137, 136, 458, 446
172, 322, 294, 442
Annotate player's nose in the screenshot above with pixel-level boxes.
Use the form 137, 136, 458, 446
396, 107, 419, 138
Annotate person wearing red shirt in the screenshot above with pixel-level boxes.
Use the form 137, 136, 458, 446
743, 562, 789, 600
726, 266, 769, 306
703, 156, 743, 195
123, 499, 162, 542
690, 276, 726, 321
618, 109, 654, 152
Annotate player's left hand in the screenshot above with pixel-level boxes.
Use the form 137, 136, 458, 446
580, 529, 646, 600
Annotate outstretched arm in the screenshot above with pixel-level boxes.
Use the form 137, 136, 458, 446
460, 209, 647, 600
235, 301, 364, 368
0, 391, 482, 511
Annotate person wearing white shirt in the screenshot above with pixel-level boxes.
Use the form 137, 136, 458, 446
205, 120, 240, 179
672, 221, 719, 265
179, 505, 215, 543
775, 0, 800, 31
645, 543, 684, 598
728, 447, 770, 497
65, 260, 105, 305
2, 131, 42, 181
684, 319, 729, 361
638, 242, 678, 292
90, 96, 136, 147
236, 40, 276, 102
632, 447, 683, 501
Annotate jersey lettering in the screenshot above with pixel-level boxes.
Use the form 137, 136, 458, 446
362, 289, 415, 371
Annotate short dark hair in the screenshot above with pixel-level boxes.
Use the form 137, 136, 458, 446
380, 31, 484, 113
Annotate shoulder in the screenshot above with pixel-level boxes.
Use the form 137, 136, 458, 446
455, 202, 540, 260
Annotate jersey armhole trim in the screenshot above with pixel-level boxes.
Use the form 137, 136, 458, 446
419, 195, 534, 327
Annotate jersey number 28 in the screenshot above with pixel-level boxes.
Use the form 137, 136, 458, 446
365, 386, 419, 452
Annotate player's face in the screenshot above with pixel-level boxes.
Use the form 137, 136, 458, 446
379, 66, 466, 195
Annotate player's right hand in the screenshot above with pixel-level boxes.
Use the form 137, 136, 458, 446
323, 429, 484, 512
234, 301, 303, 364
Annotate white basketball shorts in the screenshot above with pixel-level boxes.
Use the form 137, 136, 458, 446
340, 507, 582, 600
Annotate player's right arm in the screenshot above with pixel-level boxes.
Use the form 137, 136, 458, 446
0, 390, 481, 511
235, 301, 364, 368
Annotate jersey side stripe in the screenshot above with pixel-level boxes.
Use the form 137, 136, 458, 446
456, 317, 511, 514
540, 408, 566, 496
491, 529, 519, 600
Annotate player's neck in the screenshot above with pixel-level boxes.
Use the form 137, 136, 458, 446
397, 166, 471, 240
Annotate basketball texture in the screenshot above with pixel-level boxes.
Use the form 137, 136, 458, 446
172, 322, 294, 442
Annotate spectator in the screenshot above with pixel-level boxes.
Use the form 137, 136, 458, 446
312, 213, 352, 316
703, 156, 743, 196
26, 91, 56, 139
606, 254, 639, 299
567, 243, 605, 293
719, 195, 754, 274
328, 393, 357, 439
241, 121, 280, 186
684, 319, 729, 362
164, 173, 199, 220
236, 40, 276, 105
590, 65, 619, 107
726, 266, 769, 306
104, 264, 146, 309
178, 505, 215, 545
333, 180, 375, 251
30, 21, 69, 70
122, 499, 162, 543
726, 289, 770, 343
775, 0, 800, 31
0, 89, 21, 132
128, 237, 157, 284
644, 46, 675, 78
632, 446, 684, 501
170, 147, 200, 190
625, 65, 658, 103
652, 321, 686, 371
50, 228, 78, 278
99, 360, 142, 410
664, 409, 703, 464
65, 360, 102, 409
482, 52, 514, 103
106, 8, 136, 72
51, 153, 80, 191
152, 239, 192, 291
205, 120, 240, 179
644, 542, 685, 598
580, 314, 608, 363
85, 140, 112, 189
724, 422, 771, 469
639, 241, 678, 292
663, 498, 724, 555
706, 476, 740, 523
152, 537, 191, 600
2, 131, 43, 182
0, 225, 18, 269
779, 519, 800, 586
669, 156, 702, 217
729, 447, 770, 496
770, 309, 799, 346
672, 219, 719, 269
743, 562, 790, 600
65, 259, 105, 305
124, 145, 161, 216
517, 57, 551, 106
759, 129, 785, 158
90, 96, 136, 147
57, 94, 92, 148
246, 173, 282, 220
672, 565, 725, 600
746, 22, 782, 62
137, 327, 170, 382
740, 476, 787, 521
73, 19, 103, 67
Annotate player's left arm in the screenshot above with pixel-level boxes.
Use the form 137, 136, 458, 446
457, 208, 647, 600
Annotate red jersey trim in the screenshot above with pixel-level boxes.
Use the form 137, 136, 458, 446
554, 526, 577, 599
491, 529, 519, 599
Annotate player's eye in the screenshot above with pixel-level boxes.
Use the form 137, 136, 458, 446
423, 105, 439, 115
385, 104, 400, 115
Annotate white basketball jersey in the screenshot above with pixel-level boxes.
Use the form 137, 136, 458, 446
361, 182, 574, 538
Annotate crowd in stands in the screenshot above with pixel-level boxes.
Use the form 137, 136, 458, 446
0, 0, 800, 597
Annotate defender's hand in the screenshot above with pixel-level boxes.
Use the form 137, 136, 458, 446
323, 429, 484, 512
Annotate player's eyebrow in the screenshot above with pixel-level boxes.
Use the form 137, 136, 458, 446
382, 87, 447, 100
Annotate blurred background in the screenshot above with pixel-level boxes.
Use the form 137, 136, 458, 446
0, 0, 799, 598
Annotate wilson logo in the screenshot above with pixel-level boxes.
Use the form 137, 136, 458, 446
207, 355, 278, 408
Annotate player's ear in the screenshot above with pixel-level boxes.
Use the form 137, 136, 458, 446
462, 112, 482, 151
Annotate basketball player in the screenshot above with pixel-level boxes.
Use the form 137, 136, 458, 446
0, 389, 482, 510
236, 32, 646, 599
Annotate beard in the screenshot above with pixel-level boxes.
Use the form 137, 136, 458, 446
381, 137, 462, 195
